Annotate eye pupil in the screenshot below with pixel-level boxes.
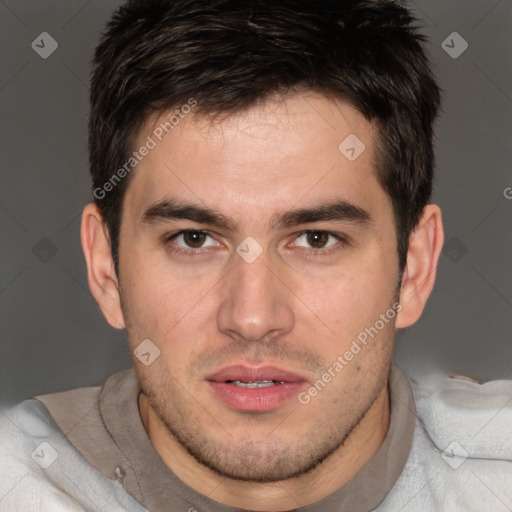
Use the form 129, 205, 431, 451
183, 231, 206, 248
307, 231, 328, 248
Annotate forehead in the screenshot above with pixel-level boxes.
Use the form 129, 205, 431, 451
123, 92, 389, 227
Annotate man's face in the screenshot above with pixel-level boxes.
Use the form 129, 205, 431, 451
117, 92, 400, 482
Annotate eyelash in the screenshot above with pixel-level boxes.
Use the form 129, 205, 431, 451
164, 229, 349, 258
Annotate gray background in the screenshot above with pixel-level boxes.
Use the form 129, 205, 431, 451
1, 0, 511, 407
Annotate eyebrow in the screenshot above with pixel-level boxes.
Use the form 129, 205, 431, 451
140, 198, 371, 231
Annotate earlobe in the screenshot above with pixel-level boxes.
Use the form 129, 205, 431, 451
395, 204, 444, 329
80, 203, 126, 329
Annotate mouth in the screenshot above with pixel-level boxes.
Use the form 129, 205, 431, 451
206, 365, 308, 413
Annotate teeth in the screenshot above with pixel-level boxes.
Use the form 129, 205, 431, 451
230, 380, 283, 388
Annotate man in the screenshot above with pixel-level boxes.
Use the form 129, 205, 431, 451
1, 0, 510, 511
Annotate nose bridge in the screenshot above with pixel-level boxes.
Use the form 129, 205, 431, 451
217, 245, 294, 342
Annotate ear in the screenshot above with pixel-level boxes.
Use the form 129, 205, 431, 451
395, 204, 444, 328
80, 203, 125, 329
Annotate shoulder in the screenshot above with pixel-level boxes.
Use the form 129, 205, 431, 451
0, 375, 147, 512
376, 371, 512, 512
0, 399, 85, 511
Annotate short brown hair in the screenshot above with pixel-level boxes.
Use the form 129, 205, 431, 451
89, 0, 441, 276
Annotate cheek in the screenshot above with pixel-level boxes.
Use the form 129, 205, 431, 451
122, 251, 222, 346
304, 251, 396, 344
120, 253, 177, 337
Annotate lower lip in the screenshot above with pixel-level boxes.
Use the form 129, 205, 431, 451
208, 381, 306, 413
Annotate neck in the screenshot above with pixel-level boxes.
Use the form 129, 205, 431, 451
138, 386, 390, 511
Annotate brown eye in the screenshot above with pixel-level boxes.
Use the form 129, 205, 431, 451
293, 231, 346, 252
166, 230, 219, 256
182, 230, 207, 248
306, 231, 329, 248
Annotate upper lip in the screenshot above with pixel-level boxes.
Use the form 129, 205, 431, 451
206, 365, 307, 383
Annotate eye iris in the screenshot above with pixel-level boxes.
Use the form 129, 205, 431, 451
307, 231, 328, 248
183, 231, 206, 248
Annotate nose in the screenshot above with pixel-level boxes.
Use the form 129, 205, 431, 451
217, 246, 295, 343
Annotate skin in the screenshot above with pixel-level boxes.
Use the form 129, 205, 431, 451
81, 92, 444, 510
